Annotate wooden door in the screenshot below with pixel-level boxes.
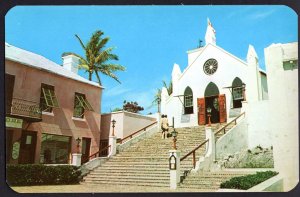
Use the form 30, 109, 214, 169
219, 94, 227, 123
99, 139, 109, 157
19, 131, 37, 164
81, 138, 91, 164
197, 98, 206, 125
6, 130, 13, 163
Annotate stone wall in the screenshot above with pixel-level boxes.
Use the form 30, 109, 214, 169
219, 146, 274, 168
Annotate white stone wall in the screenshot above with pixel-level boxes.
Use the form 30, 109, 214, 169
215, 118, 248, 159
101, 111, 156, 139
264, 42, 298, 191
246, 100, 272, 149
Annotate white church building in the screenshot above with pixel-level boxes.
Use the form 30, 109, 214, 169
161, 19, 268, 128
160, 18, 298, 191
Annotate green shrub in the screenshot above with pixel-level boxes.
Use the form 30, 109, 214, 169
220, 171, 278, 190
7, 164, 82, 186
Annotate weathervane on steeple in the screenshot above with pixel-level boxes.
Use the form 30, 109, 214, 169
198, 39, 203, 48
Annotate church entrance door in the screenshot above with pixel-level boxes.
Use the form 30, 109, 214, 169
205, 95, 220, 124
198, 82, 227, 125
197, 94, 227, 125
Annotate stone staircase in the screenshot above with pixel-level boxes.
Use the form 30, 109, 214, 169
83, 122, 245, 190
83, 125, 208, 187
179, 170, 253, 190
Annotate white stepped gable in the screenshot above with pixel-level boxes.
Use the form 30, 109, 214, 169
171, 63, 182, 96
172, 63, 182, 78
205, 18, 216, 46
160, 87, 169, 114
247, 44, 259, 64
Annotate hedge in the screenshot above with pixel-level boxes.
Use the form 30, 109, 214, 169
7, 164, 82, 186
220, 171, 278, 190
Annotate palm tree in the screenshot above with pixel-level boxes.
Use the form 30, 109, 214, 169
63, 30, 125, 85
151, 88, 162, 113
162, 80, 172, 95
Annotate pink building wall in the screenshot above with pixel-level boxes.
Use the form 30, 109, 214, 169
6, 60, 102, 163
101, 111, 156, 140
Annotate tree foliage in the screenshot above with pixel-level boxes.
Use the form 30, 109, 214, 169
63, 30, 125, 85
162, 80, 172, 95
123, 100, 144, 113
220, 171, 278, 190
151, 88, 161, 113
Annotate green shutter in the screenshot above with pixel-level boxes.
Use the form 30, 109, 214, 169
75, 95, 94, 111
42, 88, 59, 107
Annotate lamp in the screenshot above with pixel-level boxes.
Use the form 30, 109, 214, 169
171, 129, 178, 150
169, 154, 177, 170
76, 137, 81, 153
111, 119, 116, 136
207, 106, 212, 126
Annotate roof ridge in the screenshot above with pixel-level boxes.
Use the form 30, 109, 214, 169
5, 42, 103, 88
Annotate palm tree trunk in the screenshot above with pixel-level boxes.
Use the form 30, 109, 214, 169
95, 71, 102, 86
158, 100, 161, 113
88, 72, 92, 81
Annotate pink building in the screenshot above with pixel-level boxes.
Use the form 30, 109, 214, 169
5, 43, 102, 165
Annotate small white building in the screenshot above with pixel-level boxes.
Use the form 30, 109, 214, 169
161, 18, 268, 128
264, 42, 298, 191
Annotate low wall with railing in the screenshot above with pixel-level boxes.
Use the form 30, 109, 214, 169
80, 157, 109, 176
117, 123, 158, 153
101, 111, 157, 139
216, 118, 248, 159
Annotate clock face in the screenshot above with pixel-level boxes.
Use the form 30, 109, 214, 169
203, 58, 218, 75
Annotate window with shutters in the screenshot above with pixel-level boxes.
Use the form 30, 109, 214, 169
184, 87, 194, 114
73, 93, 94, 118
232, 87, 244, 100
40, 84, 59, 113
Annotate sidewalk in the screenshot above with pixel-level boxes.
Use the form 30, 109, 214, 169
10, 183, 216, 193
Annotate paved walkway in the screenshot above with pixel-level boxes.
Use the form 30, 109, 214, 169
11, 183, 216, 193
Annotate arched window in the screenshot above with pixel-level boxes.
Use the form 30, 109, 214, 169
204, 82, 220, 97
232, 77, 245, 108
184, 87, 193, 114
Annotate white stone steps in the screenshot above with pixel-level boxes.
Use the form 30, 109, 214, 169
85, 175, 170, 180
83, 125, 209, 188
92, 168, 169, 172
84, 177, 170, 184
89, 171, 170, 176
83, 180, 170, 187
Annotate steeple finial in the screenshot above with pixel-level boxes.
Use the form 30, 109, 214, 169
205, 18, 216, 46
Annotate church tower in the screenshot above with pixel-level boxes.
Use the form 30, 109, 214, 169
205, 18, 216, 46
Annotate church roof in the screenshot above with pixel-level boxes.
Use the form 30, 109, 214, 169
180, 43, 248, 80
5, 43, 102, 88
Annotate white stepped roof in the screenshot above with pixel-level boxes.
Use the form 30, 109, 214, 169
5, 43, 102, 88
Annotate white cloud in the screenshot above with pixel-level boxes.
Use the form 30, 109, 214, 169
104, 85, 131, 97
248, 9, 276, 20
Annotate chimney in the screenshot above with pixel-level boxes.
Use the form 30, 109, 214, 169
62, 54, 80, 74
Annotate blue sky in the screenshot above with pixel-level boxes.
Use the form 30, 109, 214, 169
5, 5, 297, 114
